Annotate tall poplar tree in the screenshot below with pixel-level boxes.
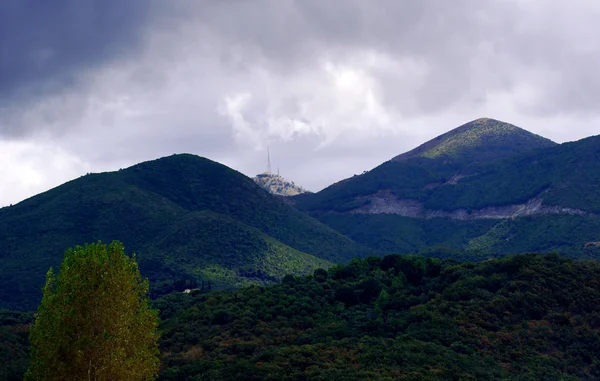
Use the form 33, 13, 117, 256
25, 241, 160, 381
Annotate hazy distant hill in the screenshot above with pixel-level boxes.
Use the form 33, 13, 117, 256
253, 173, 309, 196
0, 154, 369, 311
295, 118, 600, 258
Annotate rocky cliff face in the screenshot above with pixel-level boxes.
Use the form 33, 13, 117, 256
253, 173, 310, 196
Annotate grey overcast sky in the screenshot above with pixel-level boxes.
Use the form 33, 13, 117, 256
2, 0, 600, 206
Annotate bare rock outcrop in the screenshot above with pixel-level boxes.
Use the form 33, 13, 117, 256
351, 193, 589, 220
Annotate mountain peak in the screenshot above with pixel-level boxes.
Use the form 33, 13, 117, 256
392, 118, 556, 163
471, 117, 497, 124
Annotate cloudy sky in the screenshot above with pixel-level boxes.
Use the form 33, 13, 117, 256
2, 0, 600, 206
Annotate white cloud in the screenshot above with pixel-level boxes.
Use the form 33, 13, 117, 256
0, 140, 90, 206
219, 92, 260, 147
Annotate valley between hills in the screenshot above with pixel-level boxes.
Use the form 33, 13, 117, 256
3, 117, 600, 380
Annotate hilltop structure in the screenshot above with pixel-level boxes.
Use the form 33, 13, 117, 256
253, 172, 309, 196
253, 147, 310, 196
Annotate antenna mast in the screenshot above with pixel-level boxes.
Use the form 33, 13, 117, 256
267, 146, 272, 174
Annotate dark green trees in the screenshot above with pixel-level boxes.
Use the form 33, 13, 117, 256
25, 241, 160, 381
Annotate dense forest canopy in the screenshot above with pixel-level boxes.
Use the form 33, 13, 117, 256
155, 252, 600, 380
2, 251, 600, 380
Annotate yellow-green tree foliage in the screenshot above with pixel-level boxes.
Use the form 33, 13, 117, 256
25, 241, 160, 380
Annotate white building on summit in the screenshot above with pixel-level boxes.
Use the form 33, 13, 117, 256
253, 147, 309, 196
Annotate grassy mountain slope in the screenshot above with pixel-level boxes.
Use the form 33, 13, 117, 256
393, 117, 556, 162
424, 134, 600, 212
157, 253, 600, 380
0, 154, 366, 311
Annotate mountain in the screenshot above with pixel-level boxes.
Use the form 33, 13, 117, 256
392, 117, 556, 163
295, 118, 600, 258
0, 154, 369, 311
295, 118, 557, 213
157, 252, 600, 380
421, 134, 600, 213
253, 172, 309, 196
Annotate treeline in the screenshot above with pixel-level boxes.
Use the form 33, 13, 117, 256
157, 253, 600, 380
4, 252, 600, 380
0, 310, 33, 380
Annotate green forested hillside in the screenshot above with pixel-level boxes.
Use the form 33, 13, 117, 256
312, 212, 497, 257
312, 213, 600, 259
294, 159, 443, 212
157, 253, 600, 380
423, 135, 600, 212
145, 211, 332, 291
293, 120, 600, 259
295, 118, 557, 213
108, 154, 366, 261
0, 154, 367, 311
298, 126, 600, 215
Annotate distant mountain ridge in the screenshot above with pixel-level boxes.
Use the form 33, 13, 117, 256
253, 173, 309, 196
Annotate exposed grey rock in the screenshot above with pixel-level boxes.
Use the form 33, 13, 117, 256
351, 192, 590, 220
253, 173, 310, 196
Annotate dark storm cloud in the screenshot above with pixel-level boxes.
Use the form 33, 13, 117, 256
0, 0, 165, 135
191, 0, 486, 67
184, 0, 600, 117
4, 0, 600, 137
185, 0, 501, 111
